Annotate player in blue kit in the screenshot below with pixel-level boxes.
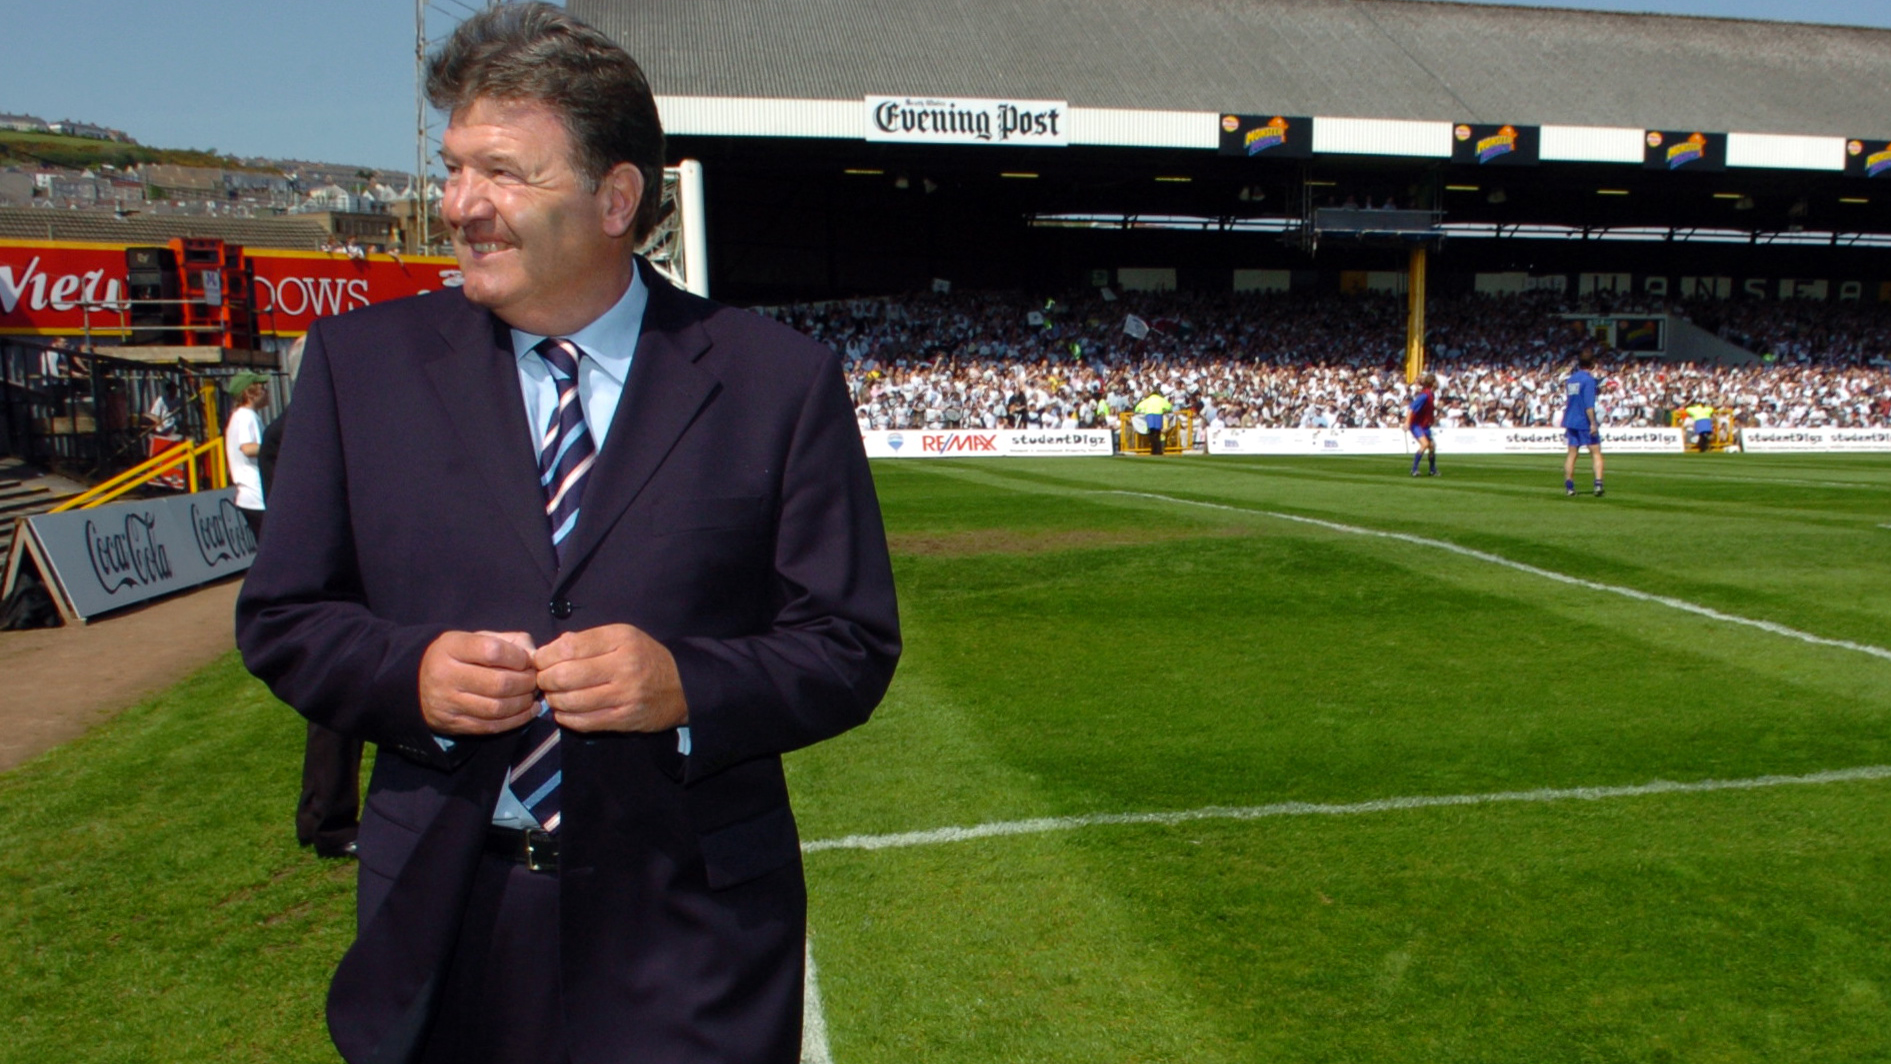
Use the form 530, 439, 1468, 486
1407, 372, 1438, 476
1563, 350, 1605, 497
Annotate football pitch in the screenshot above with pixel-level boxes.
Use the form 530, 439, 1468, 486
4, 453, 1890, 1062
795, 453, 1891, 1064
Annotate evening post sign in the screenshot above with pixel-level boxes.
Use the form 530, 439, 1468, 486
866, 96, 1069, 146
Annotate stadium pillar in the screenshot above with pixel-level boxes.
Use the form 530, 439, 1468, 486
1405, 245, 1427, 383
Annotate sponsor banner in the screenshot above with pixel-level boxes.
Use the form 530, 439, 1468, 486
861, 429, 1112, 458
1844, 138, 1891, 179
246, 251, 460, 335
1450, 123, 1540, 167
0, 238, 458, 338
1208, 427, 1408, 455
1209, 426, 1685, 455
1217, 114, 1314, 159
1008, 430, 1114, 456
1644, 130, 1727, 172
1614, 317, 1665, 352
1741, 427, 1891, 452
1440, 426, 1684, 453
865, 96, 1067, 146
17, 488, 255, 620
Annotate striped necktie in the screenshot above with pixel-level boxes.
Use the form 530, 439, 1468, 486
535, 337, 595, 563
507, 337, 594, 833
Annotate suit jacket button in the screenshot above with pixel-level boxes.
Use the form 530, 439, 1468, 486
550, 599, 573, 619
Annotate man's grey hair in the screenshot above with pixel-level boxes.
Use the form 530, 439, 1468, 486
426, 2, 666, 244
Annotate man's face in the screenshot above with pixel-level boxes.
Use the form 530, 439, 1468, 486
439, 96, 637, 334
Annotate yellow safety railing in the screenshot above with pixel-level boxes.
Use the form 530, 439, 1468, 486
50, 437, 227, 512
52, 383, 230, 512
1117, 410, 1197, 455
1671, 406, 1736, 453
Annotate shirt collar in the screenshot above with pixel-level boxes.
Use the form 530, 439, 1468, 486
510, 264, 648, 385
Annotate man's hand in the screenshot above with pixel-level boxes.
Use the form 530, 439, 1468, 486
419, 630, 541, 735
534, 624, 689, 734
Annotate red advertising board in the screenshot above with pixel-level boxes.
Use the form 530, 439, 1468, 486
0, 238, 460, 339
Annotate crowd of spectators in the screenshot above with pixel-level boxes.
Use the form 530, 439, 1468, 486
1677, 298, 1891, 368
749, 289, 1891, 431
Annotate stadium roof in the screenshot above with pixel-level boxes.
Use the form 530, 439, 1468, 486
577, 0, 1891, 141
0, 209, 331, 249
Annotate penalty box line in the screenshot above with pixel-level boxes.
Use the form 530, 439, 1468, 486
1101, 490, 1891, 664
804, 765, 1891, 854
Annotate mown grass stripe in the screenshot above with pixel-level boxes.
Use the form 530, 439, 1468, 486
802, 765, 1891, 854
1104, 489, 1891, 663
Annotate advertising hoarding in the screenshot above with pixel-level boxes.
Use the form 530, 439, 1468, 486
865, 97, 1068, 147
1451, 123, 1540, 167
1741, 427, 1891, 452
5, 488, 255, 622
1644, 130, 1727, 172
0, 239, 459, 338
860, 429, 1112, 458
1217, 115, 1314, 159
1208, 426, 1686, 455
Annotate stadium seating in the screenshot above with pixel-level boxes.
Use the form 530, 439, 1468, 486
759, 291, 1891, 431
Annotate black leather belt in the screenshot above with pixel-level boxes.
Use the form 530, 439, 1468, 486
486, 825, 559, 873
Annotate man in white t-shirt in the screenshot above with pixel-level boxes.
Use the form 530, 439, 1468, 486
224, 372, 270, 538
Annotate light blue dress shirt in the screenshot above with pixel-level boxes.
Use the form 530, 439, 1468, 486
441, 268, 690, 830
507, 266, 648, 467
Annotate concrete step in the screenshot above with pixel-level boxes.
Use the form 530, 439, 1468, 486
0, 490, 55, 518
0, 482, 49, 503
0, 493, 75, 525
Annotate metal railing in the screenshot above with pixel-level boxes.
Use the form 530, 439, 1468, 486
1117, 410, 1198, 455
50, 433, 227, 511
1, 338, 274, 487
76, 296, 240, 349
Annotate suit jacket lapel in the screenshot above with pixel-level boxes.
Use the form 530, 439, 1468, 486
553, 262, 718, 589
423, 296, 558, 585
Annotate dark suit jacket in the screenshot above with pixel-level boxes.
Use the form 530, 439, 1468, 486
236, 259, 900, 1064
256, 401, 287, 499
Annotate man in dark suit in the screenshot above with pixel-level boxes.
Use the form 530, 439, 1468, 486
258, 337, 366, 861
235, 6, 900, 1063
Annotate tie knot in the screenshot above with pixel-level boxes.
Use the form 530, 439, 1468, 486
534, 337, 582, 382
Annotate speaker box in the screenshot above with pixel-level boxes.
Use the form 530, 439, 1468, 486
124, 246, 181, 344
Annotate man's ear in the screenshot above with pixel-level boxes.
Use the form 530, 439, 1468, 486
598, 162, 644, 240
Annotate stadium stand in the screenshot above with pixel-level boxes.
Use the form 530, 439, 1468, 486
582, 0, 1891, 139
779, 291, 1891, 431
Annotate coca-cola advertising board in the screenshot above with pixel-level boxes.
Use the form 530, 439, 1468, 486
1, 239, 460, 338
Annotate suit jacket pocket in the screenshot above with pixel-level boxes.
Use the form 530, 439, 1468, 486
699, 804, 799, 890
649, 495, 768, 536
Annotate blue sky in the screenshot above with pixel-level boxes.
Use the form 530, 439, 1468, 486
2, 1, 1888, 176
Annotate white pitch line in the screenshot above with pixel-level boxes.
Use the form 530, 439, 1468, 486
801, 939, 834, 1064
803, 765, 1891, 854
1103, 490, 1891, 663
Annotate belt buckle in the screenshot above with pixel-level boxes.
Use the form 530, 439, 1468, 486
523, 829, 557, 873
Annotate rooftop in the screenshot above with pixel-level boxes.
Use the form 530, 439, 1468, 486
0, 208, 331, 249
575, 0, 1891, 138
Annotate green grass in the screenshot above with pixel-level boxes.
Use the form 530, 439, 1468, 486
0, 130, 273, 174
0, 656, 352, 1064
4, 453, 1890, 1061
795, 454, 1891, 1063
